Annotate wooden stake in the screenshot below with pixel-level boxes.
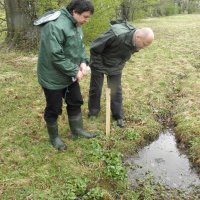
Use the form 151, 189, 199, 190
106, 87, 111, 136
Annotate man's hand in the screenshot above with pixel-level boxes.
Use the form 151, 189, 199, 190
76, 70, 84, 81
76, 63, 91, 82
80, 63, 90, 75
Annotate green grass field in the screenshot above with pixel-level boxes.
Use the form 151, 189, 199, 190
0, 14, 200, 199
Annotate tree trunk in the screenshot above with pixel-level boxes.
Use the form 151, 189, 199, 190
4, 0, 39, 50
120, 2, 130, 20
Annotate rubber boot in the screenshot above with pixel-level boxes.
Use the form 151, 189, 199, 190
68, 113, 97, 138
116, 119, 125, 128
46, 122, 67, 150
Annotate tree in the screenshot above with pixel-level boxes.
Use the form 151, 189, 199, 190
120, 0, 160, 20
0, 0, 6, 34
188, 0, 200, 13
4, 0, 39, 49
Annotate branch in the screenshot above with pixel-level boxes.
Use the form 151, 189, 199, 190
0, 1, 4, 9
0, 17, 6, 21
0, 28, 7, 32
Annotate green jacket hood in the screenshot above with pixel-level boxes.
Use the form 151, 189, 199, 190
90, 21, 138, 75
60, 8, 77, 25
110, 19, 136, 36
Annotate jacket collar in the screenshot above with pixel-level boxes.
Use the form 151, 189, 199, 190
60, 7, 77, 25
125, 30, 138, 52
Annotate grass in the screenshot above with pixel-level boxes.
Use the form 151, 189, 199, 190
0, 14, 200, 199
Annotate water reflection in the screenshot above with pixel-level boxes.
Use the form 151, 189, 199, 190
127, 129, 200, 189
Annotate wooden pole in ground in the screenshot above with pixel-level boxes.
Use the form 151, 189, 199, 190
106, 87, 111, 136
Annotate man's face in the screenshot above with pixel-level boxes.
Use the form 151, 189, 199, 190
135, 37, 152, 50
72, 11, 91, 26
134, 30, 154, 50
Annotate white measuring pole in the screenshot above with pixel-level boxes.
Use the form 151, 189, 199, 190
106, 86, 111, 136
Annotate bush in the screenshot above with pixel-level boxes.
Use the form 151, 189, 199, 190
83, 0, 121, 44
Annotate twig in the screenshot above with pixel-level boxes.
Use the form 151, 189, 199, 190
0, 1, 5, 9
0, 17, 6, 21
0, 28, 7, 32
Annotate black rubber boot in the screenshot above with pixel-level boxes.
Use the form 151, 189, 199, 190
68, 113, 97, 138
88, 109, 99, 119
116, 119, 125, 128
47, 122, 67, 150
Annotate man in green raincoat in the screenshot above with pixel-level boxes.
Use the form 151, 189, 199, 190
37, 0, 96, 150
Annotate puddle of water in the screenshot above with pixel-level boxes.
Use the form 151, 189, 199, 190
127, 129, 200, 189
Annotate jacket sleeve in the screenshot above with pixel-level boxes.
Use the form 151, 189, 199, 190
79, 28, 89, 65
90, 30, 115, 67
43, 23, 79, 77
80, 43, 89, 65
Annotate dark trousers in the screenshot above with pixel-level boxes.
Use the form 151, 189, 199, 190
88, 70, 123, 120
43, 81, 83, 123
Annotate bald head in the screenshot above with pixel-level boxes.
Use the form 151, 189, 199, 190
133, 27, 154, 50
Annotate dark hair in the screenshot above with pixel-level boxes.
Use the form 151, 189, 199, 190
67, 0, 94, 15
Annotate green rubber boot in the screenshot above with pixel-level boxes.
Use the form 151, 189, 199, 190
68, 113, 97, 138
46, 122, 67, 150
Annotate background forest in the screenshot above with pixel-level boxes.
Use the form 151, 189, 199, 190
0, 0, 200, 49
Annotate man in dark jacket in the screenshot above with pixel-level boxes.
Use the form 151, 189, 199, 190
88, 20, 154, 127
37, 0, 96, 150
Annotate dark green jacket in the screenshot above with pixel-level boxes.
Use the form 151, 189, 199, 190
90, 21, 138, 75
37, 8, 88, 90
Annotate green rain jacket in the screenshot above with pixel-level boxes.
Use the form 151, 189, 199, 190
90, 20, 138, 75
37, 8, 88, 90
